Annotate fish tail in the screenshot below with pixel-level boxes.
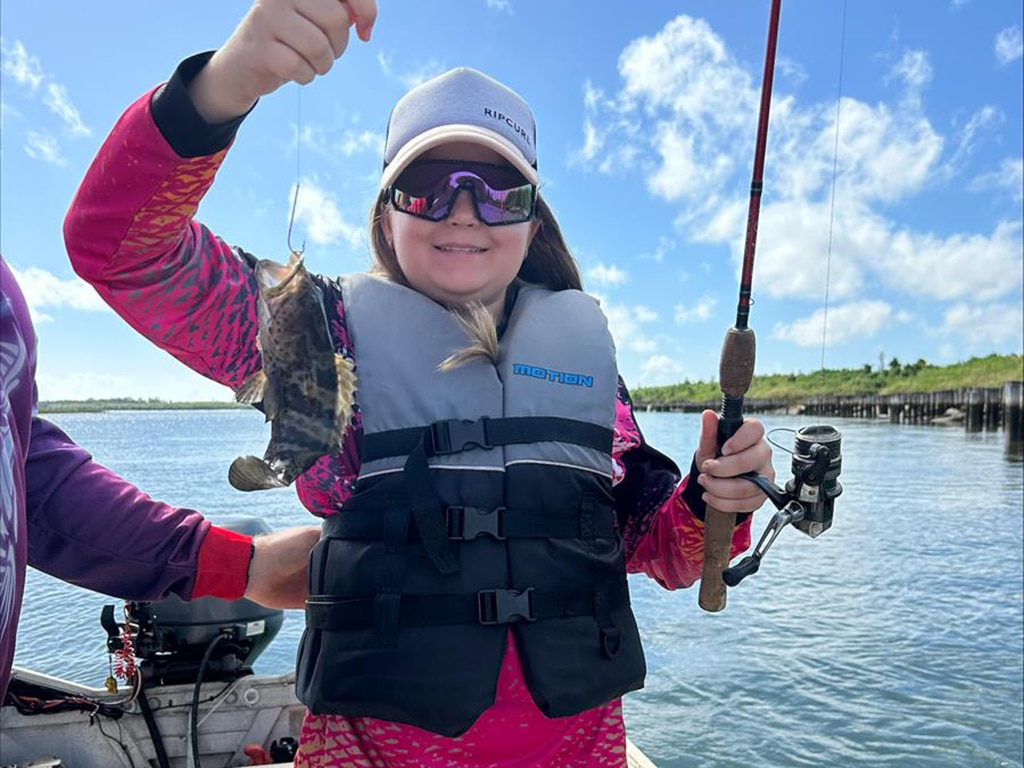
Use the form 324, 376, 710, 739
228, 455, 288, 492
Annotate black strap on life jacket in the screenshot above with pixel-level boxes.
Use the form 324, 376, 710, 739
305, 580, 630, 630
362, 416, 613, 461
360, 416, 614, 575
323, 503, 616, 541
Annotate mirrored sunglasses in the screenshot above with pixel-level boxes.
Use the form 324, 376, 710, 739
388, 160, 537, 226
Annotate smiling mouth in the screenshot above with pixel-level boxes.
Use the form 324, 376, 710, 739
435, 244, 487, 254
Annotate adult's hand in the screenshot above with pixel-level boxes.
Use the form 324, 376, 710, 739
243, 524, 321, 608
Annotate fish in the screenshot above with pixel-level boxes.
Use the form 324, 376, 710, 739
228, 251, 357, 492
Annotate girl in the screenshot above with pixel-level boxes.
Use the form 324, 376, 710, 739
64, 1, 774, 765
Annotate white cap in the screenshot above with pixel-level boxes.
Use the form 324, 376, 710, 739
381, 67, 539, 189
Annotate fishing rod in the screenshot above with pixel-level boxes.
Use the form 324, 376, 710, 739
698, 0, 782, 613
698, 0, 848, 612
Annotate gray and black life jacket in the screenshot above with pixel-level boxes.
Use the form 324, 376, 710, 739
296, 274, 646, 737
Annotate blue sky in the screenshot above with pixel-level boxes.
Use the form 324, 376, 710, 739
2, 0, 1022, 401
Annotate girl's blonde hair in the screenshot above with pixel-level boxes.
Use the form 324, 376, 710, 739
368, 193, 582, 293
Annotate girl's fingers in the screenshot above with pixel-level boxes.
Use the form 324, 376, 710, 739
721, 418, 765, 456
273, 10, 339, 77
699, 473, 769, 513
701, 442, 773, 480
295, 0, 353, 58
343, 0, 378, 41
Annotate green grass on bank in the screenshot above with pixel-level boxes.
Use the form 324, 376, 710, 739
632, 353, 1024, 407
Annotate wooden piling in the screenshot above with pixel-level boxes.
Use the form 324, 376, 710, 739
967, 388, 984, 431
1005, 381, 1023, 445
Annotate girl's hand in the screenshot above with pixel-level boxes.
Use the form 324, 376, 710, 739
190, 0, 378, 123
694, 409, 774, 515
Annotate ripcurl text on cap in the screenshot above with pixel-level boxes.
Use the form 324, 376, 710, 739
381, 67, 539, 189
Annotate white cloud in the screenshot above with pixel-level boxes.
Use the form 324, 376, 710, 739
578, 13, 1020, 331
888, 50, 933, 91
634, 306, 658, 324
674, 294, 717, 323
301, 124, 382, 158
940, 302, 1024, 349
9, 265, 110, 324
639, 235, 675, 263
43, 82, 89, 136
24, 131, 65, 166
772, 301, 896, 347
599, 299, 660, 356
948, 105, 1003, 169
0, 38, 89, 137
289, 177, 364, 249
377, 53, 446, 90
969, 158, 1024, 202
639, 354, 686, 386
777, 56, 808, 87
995, 26, 1023, 66
882, 220, 1022, 301
587, 263, 629, 286
0, 39, 44, 89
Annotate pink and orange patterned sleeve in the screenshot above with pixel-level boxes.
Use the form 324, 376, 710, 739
64, 86, 262, 391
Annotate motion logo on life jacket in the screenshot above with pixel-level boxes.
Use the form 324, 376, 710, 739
512, 363, 593, 388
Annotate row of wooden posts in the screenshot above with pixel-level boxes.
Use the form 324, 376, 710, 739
639, 381, 1024, 444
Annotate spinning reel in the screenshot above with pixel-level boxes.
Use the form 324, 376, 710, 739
723, 424, 843, 587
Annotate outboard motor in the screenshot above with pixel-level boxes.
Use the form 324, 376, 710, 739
101, 518, 285, 686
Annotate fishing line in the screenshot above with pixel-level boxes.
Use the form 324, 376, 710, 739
287, 86, 305, 255
821, 0, 847, 370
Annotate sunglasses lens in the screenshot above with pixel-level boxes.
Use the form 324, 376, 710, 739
390, 161, 536, 225
473, 184, 535, 225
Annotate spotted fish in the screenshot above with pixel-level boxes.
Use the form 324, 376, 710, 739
228, 251, 357, 492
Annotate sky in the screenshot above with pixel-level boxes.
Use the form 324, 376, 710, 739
1, 0, 1022, 402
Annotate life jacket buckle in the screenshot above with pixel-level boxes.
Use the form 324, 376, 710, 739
446, 506, 507, 540
428, 418, 491, 455
477, 588, 535, 625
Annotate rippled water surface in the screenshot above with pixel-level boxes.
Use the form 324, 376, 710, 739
16, 410, 1024, 767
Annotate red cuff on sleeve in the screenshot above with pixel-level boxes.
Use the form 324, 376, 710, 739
194, 526, 253, 600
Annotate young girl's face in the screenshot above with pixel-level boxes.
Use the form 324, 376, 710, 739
381, 142, 540, 318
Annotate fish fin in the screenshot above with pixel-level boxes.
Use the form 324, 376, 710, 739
235, 371, 268, 405
334, 355, 358, 432
228, 455, 287, 492
261, 377, 281, 422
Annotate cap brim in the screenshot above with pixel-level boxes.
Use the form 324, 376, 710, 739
381, 124, 539, 189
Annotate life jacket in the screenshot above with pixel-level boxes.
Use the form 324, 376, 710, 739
295, 274, 646, 737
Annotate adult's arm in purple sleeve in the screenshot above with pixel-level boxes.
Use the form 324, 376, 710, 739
23, 417, 251, 601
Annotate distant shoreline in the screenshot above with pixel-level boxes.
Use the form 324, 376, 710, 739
37, 354, 1023, 414
38, 399, 246, 414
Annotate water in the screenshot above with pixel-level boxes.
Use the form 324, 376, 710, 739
15, 410, 1024, 768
